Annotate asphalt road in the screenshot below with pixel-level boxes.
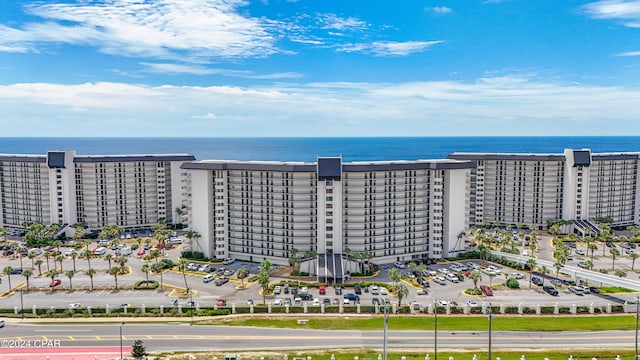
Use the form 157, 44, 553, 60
2, 323, 639, 352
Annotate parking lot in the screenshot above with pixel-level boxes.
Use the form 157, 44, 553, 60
1, 232, 640, 312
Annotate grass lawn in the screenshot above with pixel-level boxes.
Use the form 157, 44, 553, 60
157, 349, 637, 360
200, 314, 636, 331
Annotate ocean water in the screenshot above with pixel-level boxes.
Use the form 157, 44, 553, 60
0, 137, 639, 162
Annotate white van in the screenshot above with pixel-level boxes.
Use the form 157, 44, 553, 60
203, 274, 215, 283
93, 247, 107, 255
445, 273, 459, 283
118, 247, 132, 256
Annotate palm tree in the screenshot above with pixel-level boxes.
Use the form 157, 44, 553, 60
540, 266, 549, 286
104, 253, 113, 269
394, 283, 409, 306
109, 267, 120, 290
86, 268, 96, 291
470, 269, 482, 291
35, 259, 43, 276
610, 248, 620, 270
260, 259, 272, 274
28, 252, 36, 270
3, 266, 14, 290
84, 249, 93, 270
70, 252, 78, 272
256, 270, 270, 305
44, 252, 51, 272
141, 264, 151, 282
178, 259, 189, 291
631, 252, 639, 271
553, 261, 564, 284
150, 249, 161, 264
55, 255, 64, 272
237, 268, 249, 287
22, 269, 33, 292
585, 260, 594, 271
588, 241, 598, 261
185, 230, 201, 252
388, 268, 400, 288
66, 270, 75, 292
117, 256, 128, 274
526, 258, 537, 288
289, 248, 301, 272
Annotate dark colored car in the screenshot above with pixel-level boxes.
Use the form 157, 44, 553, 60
354, 285, 362, 295
589, 287, 601, 294
10, 268, 23, 275
335, 286, 342, 295
532, 276, 543, 286
543, 285, 559, 296
344, 293, 360, 301
130, 244, 139, 250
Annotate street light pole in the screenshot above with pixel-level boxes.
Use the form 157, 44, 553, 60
19, 289, 24, 319
488, 302, 493, 360
433, 300, 438, 360
120, 321, 124, 360
636, 294, 640, 360
383, 303, 388, 360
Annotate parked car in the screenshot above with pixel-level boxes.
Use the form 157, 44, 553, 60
394, 262, 406, 269
203, 274, 215, 283
433, 276, 446, 285
215, 276, 229, 286
370, 285, 379, 294
509, 272, 524, 279
379, 287, 388, 295
417, 288, 429, 296
575, 249, 585, 255
335, 286, 343, 295
466, 299, 478, 307
532, 276, 543, 286
49, 279, 61, 287
543, 285, 559, 296
589, 287, 601, 294
216, 299, 227, 307
222, 258, 236, 265
480, 285, 493, 296
354, 285, 362, 295
372, 297, 381, 305
274, 285, 282, 294
569, 286, 584, 295
344, 293, 360, 301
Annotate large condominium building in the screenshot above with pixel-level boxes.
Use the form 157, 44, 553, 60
448, 149, 640, 230
182, 157, 473, 276
0, 150, 195, 232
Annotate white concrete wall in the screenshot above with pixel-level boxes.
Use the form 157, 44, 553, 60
444, 168, 470, 256
189, 170, 213, 258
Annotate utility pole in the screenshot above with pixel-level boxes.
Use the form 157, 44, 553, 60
120, 322, 124, 360
19, 289, 24, 319
636, 294, 639, 360
488, 302, 493, 360
383, 302, 388, 360
434, 300, 438, 360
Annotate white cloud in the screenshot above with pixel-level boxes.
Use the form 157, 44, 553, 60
318, 14, 368, 31
0, 0, 280, 60
2, 76, 640, 136
582, 0, 640, 27
616, 50, 640, 56
430, 6, 453, 15
141, 63, 303, 79
338, 40, 444, 56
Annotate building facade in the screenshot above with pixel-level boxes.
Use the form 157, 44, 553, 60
448, 149, 640, 230
0, 150, 195, 231
182, 158, 473, 273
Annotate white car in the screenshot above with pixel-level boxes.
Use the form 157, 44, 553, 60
343, 298, 350, 305
394, 262, 406, 269
437, 300, 449, 306
575, 249, 586, 255
312, 298, 320, 306
438, 268, 450, 274
466, 299, 478, 307
370, 285, 379, 294
510, 272, 524, 279
433, 276, 447, 285
273, 299, 283, 306
380, 287, 388, 295
68, 303, 82, 309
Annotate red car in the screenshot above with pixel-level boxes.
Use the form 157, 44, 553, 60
137, 249, 146, 256
49, 279, 61, 287
480, 285, 493, 296
216, 299, 227, 307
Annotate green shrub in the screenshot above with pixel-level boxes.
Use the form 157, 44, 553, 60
506, 278, 520, 289
134, 280, 159, 290
181, 251, 208, 261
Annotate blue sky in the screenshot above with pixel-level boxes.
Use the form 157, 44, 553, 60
1, 0, 640, 137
